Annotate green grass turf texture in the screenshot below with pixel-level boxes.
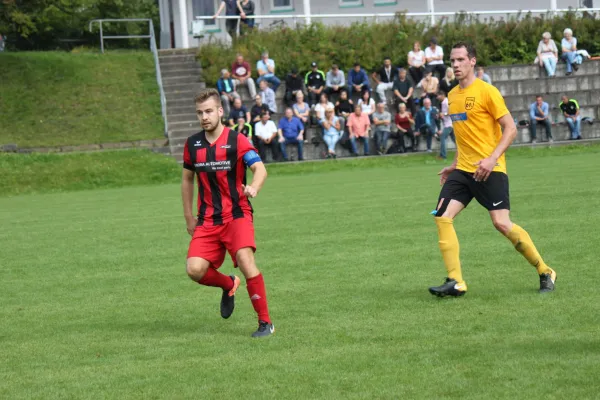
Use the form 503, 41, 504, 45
1, 148, 599, 399
0, 51, 163, 148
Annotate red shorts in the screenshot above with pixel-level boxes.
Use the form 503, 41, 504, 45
187, 216, 256, 269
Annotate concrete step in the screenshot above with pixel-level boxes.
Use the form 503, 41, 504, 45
158, 54, 198, 64
163, 82, 205, 94
158, 48, 198, 56
487, 60, 600, 83
161, 67, 202, 79
496, 73, 600, 97
166, 103, 196, 115
503, 90, 595, 112
168, 120, 200, 130
168, 113, 197, 123
160, 62, 201, 74
165, 88, 207, 102
511, 105, 598, 123
163, 75, 202, 86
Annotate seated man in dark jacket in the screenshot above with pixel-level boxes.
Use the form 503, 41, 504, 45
284, 67, 305, 107
414, 97, 440, 153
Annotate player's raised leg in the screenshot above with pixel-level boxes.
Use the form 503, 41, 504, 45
186, 256, 241, 319
429, 197, 469, 297
236, 248, 274, 337
489, 210, 556, 293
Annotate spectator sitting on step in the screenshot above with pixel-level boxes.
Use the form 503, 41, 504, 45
357, 90, 376, 122
394, 102, 415, 153
231, 53, 257, 98
418, 68, 439, 106
237, 0, 256, 34
254, 111, 280, 162
393, 68, 415, 115
425, 37, 446, 79
334, 89, 354, 128
373, 57, 397, 105
292, 91, 311, 126
561, 28, 582, 76
305, 61, 326, 107
537, 32, 559, 77
325, 64, 346, 100
372, 102, 392, 155
439, 67, 458, 95
216, 69, 240, 118
320, 107, 342, 159
250, 94, 270, 130
259, 80, 277, 114
256, 51, 281, 91
284, 67, 305, 107
228, 97, 250, 127
407, 41, 426, 85
476, 67, 492, 85
312, 92, 334, 126
347, 62, 370, 97
559, 95, 582, 140
529, 95, 553, 143
278, 107, 304, 161
347, 104, 371, 156
233, 117, 253, 143
414, 97, 440, 153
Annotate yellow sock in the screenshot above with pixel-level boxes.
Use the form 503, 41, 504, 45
505, 224, 551, 275
435, 217, 466, 287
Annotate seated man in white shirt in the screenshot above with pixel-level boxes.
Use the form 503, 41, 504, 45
424, 37, 446, 80
253, 111, 280, 162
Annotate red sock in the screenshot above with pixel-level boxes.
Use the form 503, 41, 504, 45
246, 273, 271, 324
198, 268, 234, 291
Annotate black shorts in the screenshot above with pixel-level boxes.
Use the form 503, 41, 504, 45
437, 170, 510, 211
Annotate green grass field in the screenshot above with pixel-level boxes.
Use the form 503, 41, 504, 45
0, 51, 163, 148
1, 148, 600, 399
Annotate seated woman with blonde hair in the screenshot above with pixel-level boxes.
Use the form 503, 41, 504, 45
536, 32, 558, 77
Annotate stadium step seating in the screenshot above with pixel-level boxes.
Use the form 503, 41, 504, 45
158, 50, 600, 163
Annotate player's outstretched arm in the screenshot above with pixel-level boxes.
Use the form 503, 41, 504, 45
182, 169, 197, 235
473, 113, 517, 182
243, 162, 267, 198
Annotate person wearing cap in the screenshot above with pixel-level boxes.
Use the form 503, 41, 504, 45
284, 67, 305, 107
216, 69, 240, 118
325, 64, 346, 100
347, 62, 370, 97
425, 37, 446, 79
372, 57, 397, 105
305, 62, 326, 107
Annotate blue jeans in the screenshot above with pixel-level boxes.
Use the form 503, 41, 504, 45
350, 136, 369, 155
565, 116, 582, 139
257, 75, 281, 92
279, 137, 303, 160
374, 129, 389, 152
529, 118, 553, 140
323, 132, 341, 153
562, 52, 582, 73
542, 57, 557, 76
439, 127, 455, 159
419, 125, 435, 150
347, 83, 371, 97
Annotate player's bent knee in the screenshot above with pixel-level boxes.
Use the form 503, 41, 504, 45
235, 248, 259, 278
492, 219, 512, 235
186, 258, 210, 280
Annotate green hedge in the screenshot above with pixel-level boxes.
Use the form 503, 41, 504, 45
197, 12, 600, 84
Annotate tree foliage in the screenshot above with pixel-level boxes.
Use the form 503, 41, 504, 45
0, 0, 159, 50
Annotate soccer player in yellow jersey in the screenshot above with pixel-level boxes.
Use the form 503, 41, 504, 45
428, 42, 557, 297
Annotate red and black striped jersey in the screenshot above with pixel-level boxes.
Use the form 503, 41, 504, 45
183, 127, 259, 227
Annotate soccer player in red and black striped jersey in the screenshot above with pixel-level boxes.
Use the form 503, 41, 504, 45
182, 88, 274, 338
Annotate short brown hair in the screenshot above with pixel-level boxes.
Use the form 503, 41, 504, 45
195, 88, 221, 105
452, 41, 477, 59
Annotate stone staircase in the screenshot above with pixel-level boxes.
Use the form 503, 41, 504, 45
159, 50, 600, 163
158, 48, 205, 161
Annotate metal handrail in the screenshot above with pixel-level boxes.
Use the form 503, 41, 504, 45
198, 7, 600, 29
89, 19, 168, 139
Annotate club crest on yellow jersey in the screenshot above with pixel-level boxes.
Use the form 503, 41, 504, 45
465, 97, 476, 110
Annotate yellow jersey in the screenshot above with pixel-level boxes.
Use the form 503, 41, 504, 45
448, 78, 510, 174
